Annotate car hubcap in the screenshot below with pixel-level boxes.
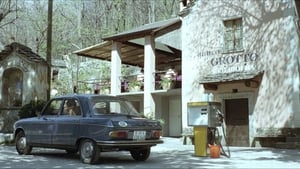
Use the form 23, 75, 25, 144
17, 137, 26, 150
82, 142, 93, 158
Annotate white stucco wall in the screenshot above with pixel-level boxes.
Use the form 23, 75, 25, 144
181, 0, 300, 136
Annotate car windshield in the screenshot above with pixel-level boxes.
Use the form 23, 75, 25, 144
91, 98, 142, 116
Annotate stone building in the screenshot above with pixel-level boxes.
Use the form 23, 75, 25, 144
180, 0, 300, 146
0, 42, 48, 133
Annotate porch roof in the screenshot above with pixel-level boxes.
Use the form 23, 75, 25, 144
199, 71, 264, 90
73, 18, 181, 69
199, 71, 263, 84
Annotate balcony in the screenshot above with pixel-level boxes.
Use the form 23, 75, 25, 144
117, 68, 180, 93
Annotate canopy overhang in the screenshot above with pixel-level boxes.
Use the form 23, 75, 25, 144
73, 18, 182, 69
199, 71, 264, 90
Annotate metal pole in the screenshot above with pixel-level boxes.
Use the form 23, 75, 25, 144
46, 0, 53, 100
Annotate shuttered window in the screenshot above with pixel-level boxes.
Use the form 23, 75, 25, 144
223, 18, 243, 53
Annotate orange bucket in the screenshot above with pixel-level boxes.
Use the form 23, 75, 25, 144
208, 144, 220, 158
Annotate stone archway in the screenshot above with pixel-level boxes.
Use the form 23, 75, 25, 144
2, 68, 23, 107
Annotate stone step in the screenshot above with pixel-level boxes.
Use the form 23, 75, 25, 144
0, 133, 14, 144
286, 137, 300, 142
275, 142, 300, 149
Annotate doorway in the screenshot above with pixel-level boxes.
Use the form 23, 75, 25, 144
169, 97, 182, 137
225, 98, 249, 146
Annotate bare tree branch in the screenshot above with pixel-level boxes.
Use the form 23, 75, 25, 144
0, 0, 18, 28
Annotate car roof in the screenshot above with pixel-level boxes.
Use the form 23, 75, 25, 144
52, 94, 125, 101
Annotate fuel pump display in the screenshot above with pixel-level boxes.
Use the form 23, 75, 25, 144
187, 102, 222, 127
187, 102, 230, 158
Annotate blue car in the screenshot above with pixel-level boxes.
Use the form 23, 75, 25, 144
14, 94, 163, 164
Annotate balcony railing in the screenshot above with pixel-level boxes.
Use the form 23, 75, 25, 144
154, 70, 181, 90
77, 78, 110, 94
120, 74, 143, 93
77, 69, 182, 95
120, 69, 181, 93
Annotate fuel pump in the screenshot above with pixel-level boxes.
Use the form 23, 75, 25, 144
187, 102, 230, 157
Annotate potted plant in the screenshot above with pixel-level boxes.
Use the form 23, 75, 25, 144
100, 85, 110, 94
128, 80, 142, 92
160, 76, 173, 90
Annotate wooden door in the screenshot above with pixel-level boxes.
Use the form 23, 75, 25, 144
225, 98, 249, 146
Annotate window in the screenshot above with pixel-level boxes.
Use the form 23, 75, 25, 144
92, 101, 122, 114
91, 99, 141, 116
63, 99, 81, 116
223, 18, 243, 53
92, 102, 108, 114
43, 99, 63, 116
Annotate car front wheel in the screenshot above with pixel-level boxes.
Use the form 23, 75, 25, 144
130, 147, 151, 161
15, 131, 32, 155
79, 139, 100, 164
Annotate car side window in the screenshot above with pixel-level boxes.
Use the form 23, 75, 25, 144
43, 99, 63, 116
110, 102, 121, 113
63, 99, 81, 116
92, 102, 108, 114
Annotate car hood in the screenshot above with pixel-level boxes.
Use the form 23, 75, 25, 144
15, 117, 40, 123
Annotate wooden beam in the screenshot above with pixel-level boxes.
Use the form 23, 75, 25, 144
203, 83, 218, 90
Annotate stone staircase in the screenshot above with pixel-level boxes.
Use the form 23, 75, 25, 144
0, 133, 14, 145
275, 137, 300, 149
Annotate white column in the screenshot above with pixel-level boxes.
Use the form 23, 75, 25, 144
144, 35, 156, 118
111, 41, 122, 95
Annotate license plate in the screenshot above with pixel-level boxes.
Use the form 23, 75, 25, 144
133, 131, 146, 140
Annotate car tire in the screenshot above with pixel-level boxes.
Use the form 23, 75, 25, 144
79, 139, 100, 164
15, 131, 32, 155
130, 147, 151, 161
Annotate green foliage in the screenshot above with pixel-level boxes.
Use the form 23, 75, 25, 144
160, 76, 173, 89
128, 80, 142, 88
18, 100, 47, 119
158, 118, 165, 126
144, 112, 165, 126
160, 76, 172, 85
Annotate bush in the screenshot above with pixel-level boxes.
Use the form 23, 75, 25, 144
18, 100, 47, 119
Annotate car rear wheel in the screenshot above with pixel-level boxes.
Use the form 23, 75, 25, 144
79, 139, 100, 164
15, 131, 32, 155
130, 147, 151, 161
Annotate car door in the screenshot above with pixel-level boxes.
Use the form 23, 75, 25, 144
29, 99, 63, 145
51, 98, 81, 146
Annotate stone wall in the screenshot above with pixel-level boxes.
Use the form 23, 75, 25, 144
0, 110, 19, 133
181, 0, 300, 146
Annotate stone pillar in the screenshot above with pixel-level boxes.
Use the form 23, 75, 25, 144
111, 41, 122, 95
143, 36, 156, 118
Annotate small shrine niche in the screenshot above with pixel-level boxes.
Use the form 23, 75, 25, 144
2, 68, 23, 107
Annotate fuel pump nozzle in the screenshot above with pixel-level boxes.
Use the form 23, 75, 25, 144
216, 109, 224, 123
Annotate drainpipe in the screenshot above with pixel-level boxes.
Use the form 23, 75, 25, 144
293, 0, 300, 83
